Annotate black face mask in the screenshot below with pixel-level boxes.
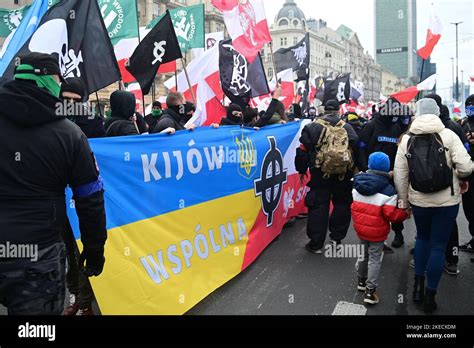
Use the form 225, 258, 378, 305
169, 104, 187, 118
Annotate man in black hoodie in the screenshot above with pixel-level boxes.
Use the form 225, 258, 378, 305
0, 53, 107, 315
221, 103, 244, 126
104, 90, 139, 137
296, 100, 359, 253
60, 77, 106, 138
357, 98, 406, 250
151, 92, 196, 134
144, 101, 163, 131
460, 94, 474, 253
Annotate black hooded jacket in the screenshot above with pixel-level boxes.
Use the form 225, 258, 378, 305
462, 117, 474, 161
439, 105, 470, 153
105, 91, 139, 137
151, 107, 185, 133
357, 113, 404, 171
67, 108, 106, 139
298, 113, 359, 186
0, 80, 106, 250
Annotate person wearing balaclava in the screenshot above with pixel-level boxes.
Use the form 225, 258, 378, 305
181, 101, 196, 126
296, 99, 359, 255
357, 97, 406, 250
459, 94, 474, 253
104, 90, 139, 137
221, 103, 244, 126
0, 52, 107, 315
145, 101, 163, 130
398, 104, 413, 134
60, 77, 106, 138
151, 92, 196, 134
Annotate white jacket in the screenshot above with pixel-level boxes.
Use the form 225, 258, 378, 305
394, 114, 474, 208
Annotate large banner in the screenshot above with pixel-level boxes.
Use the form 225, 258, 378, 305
67, 122, 309, 315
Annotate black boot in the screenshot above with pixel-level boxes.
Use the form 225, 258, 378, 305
391, 231, 405, 248
412, 276, 425, 303
423, 289, 438, 314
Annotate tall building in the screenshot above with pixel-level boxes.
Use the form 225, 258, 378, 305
375, 0, 417, 83
263, 0, 346, 80
265, 0, 383, 101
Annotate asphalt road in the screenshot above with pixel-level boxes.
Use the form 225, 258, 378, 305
188, 210, 474, 316
1, 209, 473, 316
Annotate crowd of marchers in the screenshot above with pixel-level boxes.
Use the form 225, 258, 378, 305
0, 52, 473, 315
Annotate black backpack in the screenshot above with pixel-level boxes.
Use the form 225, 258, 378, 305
406, 133, 454, 195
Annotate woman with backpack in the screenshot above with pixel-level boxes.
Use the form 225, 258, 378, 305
394, 98, 473, 314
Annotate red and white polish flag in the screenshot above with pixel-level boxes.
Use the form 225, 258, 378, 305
211, 0, 272, 63
391, 74, 437, 104
165, 44, 226, 126
252, 68, 295, 111
417, 5, 443, 60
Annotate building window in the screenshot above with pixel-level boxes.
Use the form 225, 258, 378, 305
268, 68, 274, 80
216, 23, 223, 32
293, 20, 299, 27
152, 2, 159, 18
14, 0, 19, 4
279, 19, 289, 26
294, 37, 298, 45
281, 37, 287, 46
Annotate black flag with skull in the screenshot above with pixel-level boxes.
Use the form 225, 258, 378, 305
126, 11, 182, 95
219, 39, 270, 108
322, 73, 351, 106
274, 33, 310, 76
0, 0, 121, 97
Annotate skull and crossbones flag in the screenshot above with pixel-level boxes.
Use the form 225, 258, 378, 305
126, 11, 182, 95
323, 73, 351, 105
274, 33, 310, 76
219, 38, 269, 106
0, 0, 121, 97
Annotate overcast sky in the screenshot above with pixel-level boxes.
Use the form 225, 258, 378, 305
265, 0, 473, 102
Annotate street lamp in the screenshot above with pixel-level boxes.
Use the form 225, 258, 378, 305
451, 57, 455, 100
451, 22, 463, 101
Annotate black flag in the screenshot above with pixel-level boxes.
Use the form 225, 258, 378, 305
315, 76, 325, 102
1, 0, 120, 96
323, 73, 351, 105
219, 39, 269, 107
274, 33, 310, 75
126, 11, 182, 95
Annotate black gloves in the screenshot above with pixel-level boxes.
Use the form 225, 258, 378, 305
79, 247, 105, 277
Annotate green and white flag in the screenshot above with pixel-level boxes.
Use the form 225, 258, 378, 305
0, 1, 60, 39
0, 6, 31, 39
147, 4, 205, 53
98, 0, 139, 60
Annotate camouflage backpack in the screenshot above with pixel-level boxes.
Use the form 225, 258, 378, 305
314, 119, 354, 179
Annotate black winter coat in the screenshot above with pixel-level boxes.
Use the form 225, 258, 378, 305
0, 80, 106, 250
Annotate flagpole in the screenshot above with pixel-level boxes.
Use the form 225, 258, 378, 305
95, 92, 103, 118
417, 59, 426, 101
175, 64, 179, 92
269, 42, 278, 83
181, 58, 196, 104
152, 80, 156, 102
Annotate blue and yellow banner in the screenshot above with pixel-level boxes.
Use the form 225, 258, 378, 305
67, 122, 309, 314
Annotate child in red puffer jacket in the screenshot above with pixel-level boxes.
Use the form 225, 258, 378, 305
352, 152, 409, 305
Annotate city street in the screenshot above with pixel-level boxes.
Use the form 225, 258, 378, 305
1, 208, 473, 317
189, 212, 474, 316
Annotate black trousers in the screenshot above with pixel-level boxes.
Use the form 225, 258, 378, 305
306, 175, 353, 250
61, 221, 94, 309
0, 243, 66, 315
462, 176, 474, 242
